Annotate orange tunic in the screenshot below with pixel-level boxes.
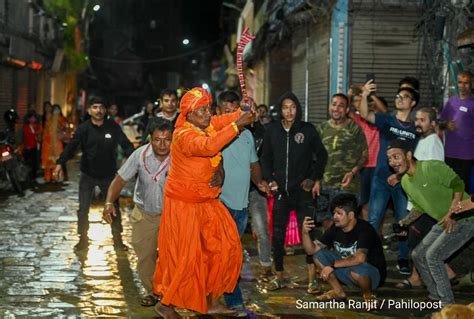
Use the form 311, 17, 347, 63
153, 112, 243, 314
41, 115, 66, 169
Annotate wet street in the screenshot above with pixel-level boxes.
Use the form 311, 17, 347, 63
0, 162, 473, 318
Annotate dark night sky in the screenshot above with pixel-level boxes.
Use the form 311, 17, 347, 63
182, 0, 222, 44
86, 0, 225, 108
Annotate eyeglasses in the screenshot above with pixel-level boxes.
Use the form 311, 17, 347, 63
395, 94, 413, 101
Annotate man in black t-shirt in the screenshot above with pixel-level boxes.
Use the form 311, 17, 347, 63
302, 193, 386, 301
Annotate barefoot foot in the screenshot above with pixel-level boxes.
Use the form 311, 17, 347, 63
155, 302, 182, 319
207, 302, 236, 316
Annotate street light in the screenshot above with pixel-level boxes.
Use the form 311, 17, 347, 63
182, 38, 190, 45
93, 5, 100, 11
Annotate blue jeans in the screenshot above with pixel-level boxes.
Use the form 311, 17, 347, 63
223, 206, 248, 308
359, 167, 375, 205
315, 250, 380, 290
249, 190, 272, 267
368, 175, 409, 260
412, 219, 474, 306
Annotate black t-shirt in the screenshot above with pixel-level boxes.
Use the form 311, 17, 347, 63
319, 219, 386, 286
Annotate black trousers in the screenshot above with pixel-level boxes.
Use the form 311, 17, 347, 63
78, 172, 122, 238
445, 157, 473, 193
272, 189, 315, 272
23, 148, 38, 179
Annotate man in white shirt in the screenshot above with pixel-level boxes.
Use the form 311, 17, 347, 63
413, 107, 444, 161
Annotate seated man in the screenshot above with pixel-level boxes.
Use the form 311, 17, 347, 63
302, 193, 386, 301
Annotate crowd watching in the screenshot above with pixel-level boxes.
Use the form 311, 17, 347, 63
2, 71, 473, 317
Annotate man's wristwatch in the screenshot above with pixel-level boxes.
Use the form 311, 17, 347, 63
105, 202, 114, 207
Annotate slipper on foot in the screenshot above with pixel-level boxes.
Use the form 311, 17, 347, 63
395, 279, 423, 289
140, 294, 159, 307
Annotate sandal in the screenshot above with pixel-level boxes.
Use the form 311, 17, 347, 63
307, 280, 321, 294
258, 269, 276, 282
140, 294, 159, 307
265, 278, 285, 291
315, 290, 347, 302
395, 279, 422, 289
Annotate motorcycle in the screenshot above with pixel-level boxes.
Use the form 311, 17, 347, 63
0, 131, 24, 196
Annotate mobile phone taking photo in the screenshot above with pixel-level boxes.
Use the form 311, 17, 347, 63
366, 73, 376, 83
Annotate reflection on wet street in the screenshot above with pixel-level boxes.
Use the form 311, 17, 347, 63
0, 170, 473, 318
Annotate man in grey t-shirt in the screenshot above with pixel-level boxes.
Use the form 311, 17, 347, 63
102, 118, 172, 307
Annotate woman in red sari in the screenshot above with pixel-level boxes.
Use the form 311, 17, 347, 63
152, 88, 255, 318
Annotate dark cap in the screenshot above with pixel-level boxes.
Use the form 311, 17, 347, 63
387, 138, 414, 152
397, 87, 419, 104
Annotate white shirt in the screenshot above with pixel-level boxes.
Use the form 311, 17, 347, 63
118, 144, 170, 214
407, 133, 444, 210
414, 133, 444, 161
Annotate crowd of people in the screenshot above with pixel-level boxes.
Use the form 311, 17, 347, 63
3, 71, 473, 317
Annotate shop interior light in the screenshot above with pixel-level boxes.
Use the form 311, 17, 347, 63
30, 61, 43, 70
4, 57, 27, 68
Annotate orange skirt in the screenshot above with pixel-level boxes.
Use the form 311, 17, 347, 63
153, 196, 242, 314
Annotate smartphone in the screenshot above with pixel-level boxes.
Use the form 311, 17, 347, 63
366, 73, 376, 83
311, 206, 317, 221
392, 223, 408, 234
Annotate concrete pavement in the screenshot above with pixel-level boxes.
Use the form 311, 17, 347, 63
0, 164, 472, 318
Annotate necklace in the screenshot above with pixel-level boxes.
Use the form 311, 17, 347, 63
142, 144, 170, 182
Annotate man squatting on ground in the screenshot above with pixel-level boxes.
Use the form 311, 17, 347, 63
302, 193, 386, 302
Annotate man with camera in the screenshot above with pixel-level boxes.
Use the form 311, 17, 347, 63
386, 139, 474, 308
302, 193, 386, 302
360, 84, 419, 275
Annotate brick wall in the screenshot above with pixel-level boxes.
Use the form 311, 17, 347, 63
0, 66, 14, 131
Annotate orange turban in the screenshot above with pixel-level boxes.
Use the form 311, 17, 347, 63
175, 87, 213, 127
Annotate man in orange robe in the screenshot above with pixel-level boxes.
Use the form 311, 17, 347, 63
153, 87, 255, 318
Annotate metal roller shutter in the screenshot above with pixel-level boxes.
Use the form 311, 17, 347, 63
308, 22, 330, 125
292, 29, 307, 117
349, 1, 431, 109
292, 23, 330, 126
